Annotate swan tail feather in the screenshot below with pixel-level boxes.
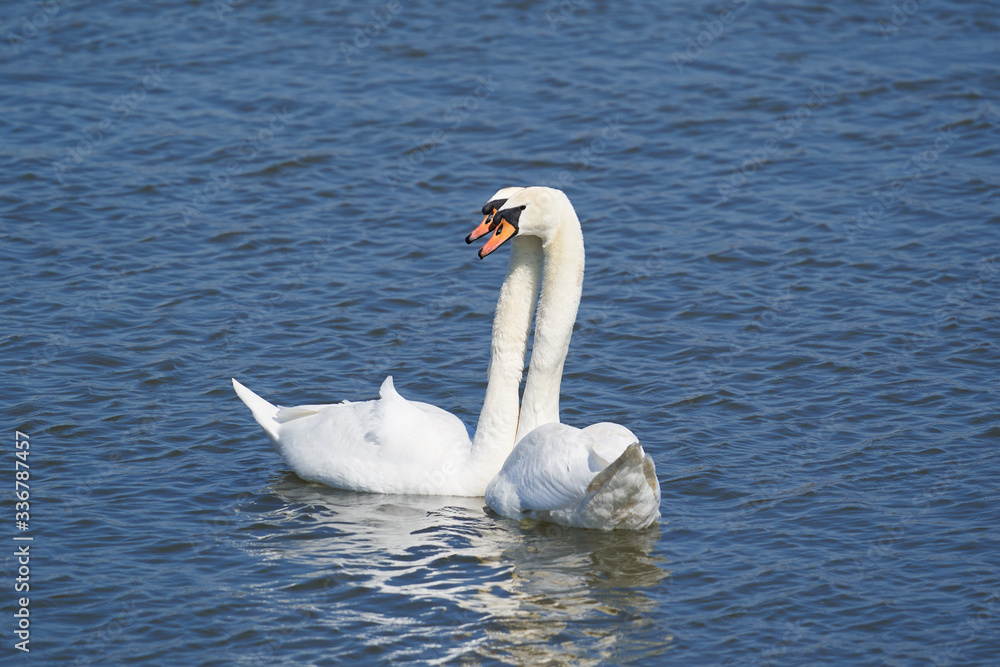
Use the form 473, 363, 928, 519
586, 443, 642, 493
583, 443, 661, 530
378, 375, 400, 401
528, 443, 661, 530
232, 378, 281, 442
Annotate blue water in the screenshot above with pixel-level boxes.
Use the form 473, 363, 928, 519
2, 0, 999, 664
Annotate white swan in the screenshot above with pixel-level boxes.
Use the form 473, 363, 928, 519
233, 187, 540, 496
233, 185, 660, 529
473, 187, 661, 530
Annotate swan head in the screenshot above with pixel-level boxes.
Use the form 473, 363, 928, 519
470, 186, 572, 259
466, 187, 524, 245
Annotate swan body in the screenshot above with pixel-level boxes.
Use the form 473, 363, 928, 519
233, 376, 482, 495
234, 184, 661, 529
485, 423, 661, 530
233, 187, 539, 496
472, 187, 661, 530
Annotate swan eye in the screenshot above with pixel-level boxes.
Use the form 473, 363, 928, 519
519, 205, 526, 210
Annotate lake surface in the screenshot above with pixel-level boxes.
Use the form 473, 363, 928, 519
2, 0, 999, 664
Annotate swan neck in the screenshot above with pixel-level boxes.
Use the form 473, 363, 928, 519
516, 201, 585, 442
472, 236, 542, 473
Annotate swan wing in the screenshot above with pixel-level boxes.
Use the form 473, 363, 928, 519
504, 423, 603, 512
485, 422, 661, 530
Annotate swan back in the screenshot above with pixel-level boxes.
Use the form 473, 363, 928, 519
234, 376, 485, 495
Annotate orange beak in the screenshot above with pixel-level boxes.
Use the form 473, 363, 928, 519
478, 219, 517, 259
465, 213, 496, 244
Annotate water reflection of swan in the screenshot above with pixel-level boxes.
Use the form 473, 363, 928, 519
250, 476, 670, 663
464, 522, 670, 665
